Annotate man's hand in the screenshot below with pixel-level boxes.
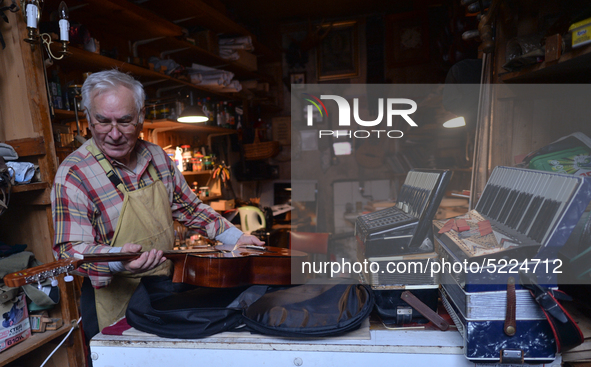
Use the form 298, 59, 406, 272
120, 243, 166, 274
235, 234, 265, 247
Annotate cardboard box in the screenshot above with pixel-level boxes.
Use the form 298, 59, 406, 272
569, 17, 591, 48
235, 50, 257, 71
210, 199, 235, 211
0, 294, 31, 353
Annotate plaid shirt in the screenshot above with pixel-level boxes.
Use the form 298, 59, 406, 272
51, 139, 238, 288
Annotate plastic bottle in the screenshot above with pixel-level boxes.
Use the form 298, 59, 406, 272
175, 146, 184, 172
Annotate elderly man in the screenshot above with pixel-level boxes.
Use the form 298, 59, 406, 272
51, 69, 263, 342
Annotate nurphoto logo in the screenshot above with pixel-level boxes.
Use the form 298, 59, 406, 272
303, 93, 418, 138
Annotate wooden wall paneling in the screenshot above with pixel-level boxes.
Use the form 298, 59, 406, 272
530, 98, 555, 153
18, 21, 59, 188
0, 12, 39, 141
0, 205, 53, 262
0, 10, 85, 367
469, 53, 493, 209
509, 98, 533, 164
561, 92, 591, 139
490, 98, 514, 168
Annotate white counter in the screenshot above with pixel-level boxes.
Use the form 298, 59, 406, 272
89, 323, 562, 367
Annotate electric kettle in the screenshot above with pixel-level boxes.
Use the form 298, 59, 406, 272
237, 206, 266, 234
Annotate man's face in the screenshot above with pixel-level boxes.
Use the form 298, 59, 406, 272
88, 86, 143, 166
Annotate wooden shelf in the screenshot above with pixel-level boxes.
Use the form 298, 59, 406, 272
143, 119, 237, 134
144, 37, 275, 83
0, 327, 73, 367
54, 47, 241, 99
6, 137, 46, 157
11, 182, 49, 193
500, 43, 591, 83
59, 0, 183, 41
136, 0, 280, 61
53, 109, 86, 121
201, 195, 222, 203
182, 170, 214, 176
48, 0, 276, 90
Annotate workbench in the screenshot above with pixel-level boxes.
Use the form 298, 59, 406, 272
89, 320, 562, 367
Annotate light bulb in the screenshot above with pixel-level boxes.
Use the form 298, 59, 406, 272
58, 1, 70, 41
25, 1, 38, 29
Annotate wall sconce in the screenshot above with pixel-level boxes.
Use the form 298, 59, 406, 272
177, 91, 208, 123
22, 0, 70, 60
443, 116, 466, 128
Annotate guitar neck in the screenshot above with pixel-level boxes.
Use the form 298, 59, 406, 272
77, 248, 217, 262
3, 248, 219, 288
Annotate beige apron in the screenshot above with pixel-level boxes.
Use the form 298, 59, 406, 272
87, 142, 174, 330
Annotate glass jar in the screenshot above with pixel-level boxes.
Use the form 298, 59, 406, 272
202, 155, 212, 171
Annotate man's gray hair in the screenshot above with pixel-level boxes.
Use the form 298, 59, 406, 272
81, 69, 146, 123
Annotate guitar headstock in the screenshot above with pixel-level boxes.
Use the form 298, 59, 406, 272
3, 258, 80, 288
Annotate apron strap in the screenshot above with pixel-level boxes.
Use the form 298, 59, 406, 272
86, 140, 161, 193
87, 141, 128, 193
86, 140, 160, 192
147, 164, 159, 182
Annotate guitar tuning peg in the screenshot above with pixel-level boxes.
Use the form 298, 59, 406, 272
51, 278, 58, 287
37, 281, 43, 290
64, 273, 74, 283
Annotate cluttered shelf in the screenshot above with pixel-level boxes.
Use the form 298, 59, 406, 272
0, 327, 73, 367
52, 0, 275, 83
135, 0, 279, 61
53, 46, 240, 99
499, 43, 591, 83
143, 37, 274, 84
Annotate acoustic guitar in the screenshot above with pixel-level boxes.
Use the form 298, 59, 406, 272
3, 246, 308, 289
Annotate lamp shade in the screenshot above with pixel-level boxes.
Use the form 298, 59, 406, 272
177, 105, 208, 123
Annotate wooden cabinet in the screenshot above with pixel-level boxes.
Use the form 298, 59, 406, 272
0, 10, 85, 367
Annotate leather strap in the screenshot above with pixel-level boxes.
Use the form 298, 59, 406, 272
504, 276, 517, 336
401, 291, 449, 331
520, 271, 584, 352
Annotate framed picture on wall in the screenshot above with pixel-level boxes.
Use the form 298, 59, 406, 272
317, 21, 359, 81
385, 12, 429, 68
290, 72, 306, 89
